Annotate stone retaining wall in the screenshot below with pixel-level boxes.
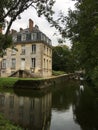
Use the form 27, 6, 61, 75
14, 74, 71, 89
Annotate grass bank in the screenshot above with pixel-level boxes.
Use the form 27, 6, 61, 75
0, 71, 66, 88
52, 70, 66, 76
0, 77, 43, 88
0, 77, 19, 88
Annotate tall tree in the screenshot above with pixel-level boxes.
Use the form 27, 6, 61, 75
56, 0, 98, 79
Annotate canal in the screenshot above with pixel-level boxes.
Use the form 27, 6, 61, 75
0, 80, 98, 130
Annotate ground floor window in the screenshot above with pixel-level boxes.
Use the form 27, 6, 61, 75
32, 58, 36, 68
12, 59, 16, 69
2, 59, 6, 68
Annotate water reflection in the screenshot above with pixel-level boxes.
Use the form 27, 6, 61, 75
73, 83, 98, 130
0, 90, 52, 130
0, 81, 98, 130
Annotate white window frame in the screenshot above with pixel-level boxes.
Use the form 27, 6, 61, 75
32, 58, 36, 68
21, 45, 25, 54
2, 59, 6, 69
12, 58, 16, 69
21, 34, 26, 41
31, 33, 37, 41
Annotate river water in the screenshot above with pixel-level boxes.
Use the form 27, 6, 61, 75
0, 80, 98, 130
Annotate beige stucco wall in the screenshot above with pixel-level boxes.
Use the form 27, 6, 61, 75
1, 42, 52, 78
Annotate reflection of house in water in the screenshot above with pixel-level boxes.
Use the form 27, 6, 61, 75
0, 92, 52, 130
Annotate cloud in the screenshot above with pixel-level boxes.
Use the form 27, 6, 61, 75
10, 0, 75, 46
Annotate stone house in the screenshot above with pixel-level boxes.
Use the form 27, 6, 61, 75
0, 19, 52, 78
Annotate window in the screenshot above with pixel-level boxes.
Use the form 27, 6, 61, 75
21, 45, 25, 54
47, 59, 48, 70
44, 58, 45, 68
32, 44, 36, 54
17, 35, 21, 42
31, 33, 37, 41
2, 59, 6, 68
21, 33, 26, 41
12, 36, 17, 42
26, 33, 31, 41
41, 33, 44, 41
12, 59, 16, 69
32, 58, 36, 68
47, 47, 48, 55
11, 49, 16, 55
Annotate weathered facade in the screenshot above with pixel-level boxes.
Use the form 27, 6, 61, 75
0, 19, 52, 78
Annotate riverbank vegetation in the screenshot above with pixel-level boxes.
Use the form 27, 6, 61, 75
0, 71, 66, 88
52, 70, 66, 76
0, 113, 22, 130
52, 0, 98, 86
52, 45, 76, 73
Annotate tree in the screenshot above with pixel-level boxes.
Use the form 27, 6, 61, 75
52, 45, 75, 72
56, 0, 98, 79
0, 0, 55, 53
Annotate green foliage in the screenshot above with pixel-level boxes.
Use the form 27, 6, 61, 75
0, 113, 23, 130
0, 78, 19, 88
57, 0, 98, 80
91, 66, 98, 86
0, 34, 12, 56
52, 45, 76, 73
52, 70, 65, 76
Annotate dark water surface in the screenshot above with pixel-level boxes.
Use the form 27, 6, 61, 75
0, 80, 98, 130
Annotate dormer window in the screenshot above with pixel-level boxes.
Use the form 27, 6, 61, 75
17, 35, 21, 42
22, 33, 26, 41
12, 36, 17, 42
31, 33, 37, 41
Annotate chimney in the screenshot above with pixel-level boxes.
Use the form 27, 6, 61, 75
20, 28, 23, 32
29, 19, 34, 32
11, 29, 17, 34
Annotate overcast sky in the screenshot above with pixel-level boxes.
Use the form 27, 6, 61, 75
11, 0, 75, 47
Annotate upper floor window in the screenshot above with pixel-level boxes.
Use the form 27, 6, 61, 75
12, 58, 16, 69
2, 59, 6, 69
47, 47, 48, 55
31, 33, 37, 41
21, 45, 25, 55
32, 44, 36, 54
